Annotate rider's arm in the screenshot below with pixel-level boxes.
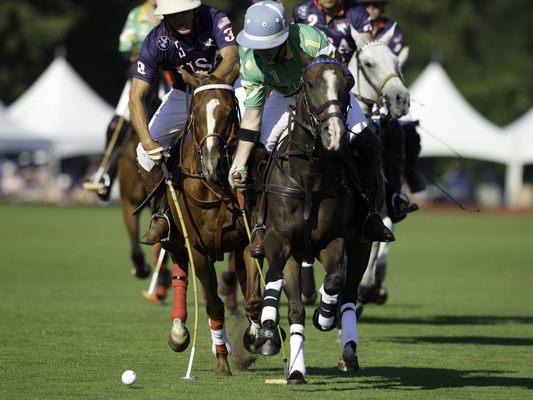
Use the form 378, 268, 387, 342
212, 45, 240, 84
129, 78, 159, 151
232, 108, 263, 166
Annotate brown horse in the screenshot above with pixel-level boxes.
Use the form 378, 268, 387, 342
161, 72, 261, 376
253, 57, 373, 383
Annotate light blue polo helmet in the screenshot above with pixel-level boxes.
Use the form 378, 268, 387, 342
236, 1, 289, 50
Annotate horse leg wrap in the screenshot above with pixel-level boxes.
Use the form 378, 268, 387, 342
170, 264, 188, 322
340, 303, 359, 348
260, 279, 285, 326
315, 285, 339, 331
289, 324, 306, 377
209, 319, 232, 356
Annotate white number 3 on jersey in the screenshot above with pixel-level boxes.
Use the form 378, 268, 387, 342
223, 27, 235, 42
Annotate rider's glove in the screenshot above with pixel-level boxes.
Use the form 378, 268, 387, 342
228, 164, 248, 191
387, 192, 411, 223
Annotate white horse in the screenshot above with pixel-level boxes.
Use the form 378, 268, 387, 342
347, 26, 411, 321
348, 24, 410, 119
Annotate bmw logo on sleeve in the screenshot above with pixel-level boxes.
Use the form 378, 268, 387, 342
157, 36, 171, 51
297, 5, 309, 19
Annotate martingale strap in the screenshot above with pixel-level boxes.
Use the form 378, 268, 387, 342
192, 84, 234, 95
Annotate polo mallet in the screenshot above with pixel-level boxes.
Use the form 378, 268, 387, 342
236, 192, 289, 382
83, 116, 125, 191
160, 161, 199, 381
141, 248, 166, 303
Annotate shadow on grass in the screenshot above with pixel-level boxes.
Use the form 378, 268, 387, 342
381, 336, 533, 346
360, 315, 533, 326
302, 366, 533, 391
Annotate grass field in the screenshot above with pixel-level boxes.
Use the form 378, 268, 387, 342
1, 204, 532, 399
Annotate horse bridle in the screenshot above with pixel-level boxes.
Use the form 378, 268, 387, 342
183, 83, 238, 179
354, 41, 404, 111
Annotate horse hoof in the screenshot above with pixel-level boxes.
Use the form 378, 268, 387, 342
312, 308, 336, 332
214, 356, 232, 376
339, 341, 359, 372
301, 291, 317, 306
132, 264, 151, 279
168, 318, 190, 353
255, 326, 286, 357
243, 324, 258, 354
374, 286, 388, 305
287, 370, 307, 385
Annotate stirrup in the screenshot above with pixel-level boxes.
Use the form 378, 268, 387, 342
250, 224, 265, 238
148, 212, 171, 242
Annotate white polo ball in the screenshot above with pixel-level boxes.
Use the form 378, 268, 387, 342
121, 370, 137, 386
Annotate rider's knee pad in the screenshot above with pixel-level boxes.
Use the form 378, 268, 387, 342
136, 143, 155, 172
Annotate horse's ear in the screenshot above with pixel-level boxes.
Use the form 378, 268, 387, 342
350, 26, 367, 50
181, 68, 201, 89
398, 46, 409, 69
379, 23, 396, 47
300, 52, 314, 66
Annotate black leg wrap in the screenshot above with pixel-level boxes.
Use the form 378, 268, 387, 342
312, 300, 338, 332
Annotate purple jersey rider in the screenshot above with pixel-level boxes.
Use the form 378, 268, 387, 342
293, 0, 372, 62
130, 0, 239, 246
358, 0, 404, 55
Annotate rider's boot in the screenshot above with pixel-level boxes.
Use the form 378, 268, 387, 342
350, 125, 395, 243
138, 164, 170, 245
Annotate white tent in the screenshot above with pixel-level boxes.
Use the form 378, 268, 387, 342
505, 109, 533, 164
504, 109, 533, 207
408, 63, 511, 164
7, 56, 113, 158
407, 63, 522, 206
0, 101, 52, 153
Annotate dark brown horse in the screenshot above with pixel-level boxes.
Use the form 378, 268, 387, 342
161, 72, 261, 376
115, 123, 172, 301
254, 57, 373, 383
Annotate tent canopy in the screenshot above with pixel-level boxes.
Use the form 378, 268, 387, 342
505, 109, 533, 164
7, 57, 113, 158
408, 63, 510, 164
0, 102, 52, 154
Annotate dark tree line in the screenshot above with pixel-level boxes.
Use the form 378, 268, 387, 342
1, 0, 531, 125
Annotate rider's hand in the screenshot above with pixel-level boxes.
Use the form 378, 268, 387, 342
142, 140, 169, 165
228, 164, 248, 191
387, 192, 411, 223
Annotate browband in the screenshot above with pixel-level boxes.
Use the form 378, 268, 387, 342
193, 84, 235, 95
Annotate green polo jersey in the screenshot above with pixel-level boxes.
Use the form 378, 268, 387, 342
119, 3, 161, 53
239, 23, 336, 110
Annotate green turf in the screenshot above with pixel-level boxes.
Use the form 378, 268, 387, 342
0, 204, 532, 399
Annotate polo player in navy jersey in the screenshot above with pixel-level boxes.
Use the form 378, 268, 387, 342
129, 0, 239, 245
293, 0, 373, 62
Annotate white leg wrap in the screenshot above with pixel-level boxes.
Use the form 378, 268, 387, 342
261, 279, 285, 325
265, 279, 285, 292
340, 303, 359, 348
209, 320, 232, 355
289, 324, 306, 377
318, 285, 338, 329
136, 143, 155, 172
261, 307, 278, 325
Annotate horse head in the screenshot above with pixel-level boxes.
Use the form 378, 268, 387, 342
348, 25, 410, 119
182, 70, 238, 182
301, 56, 353, 153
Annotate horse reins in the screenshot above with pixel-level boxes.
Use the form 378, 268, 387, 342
354, 41, 404, 112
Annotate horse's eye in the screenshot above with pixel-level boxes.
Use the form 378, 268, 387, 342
364, 61, 373, 68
